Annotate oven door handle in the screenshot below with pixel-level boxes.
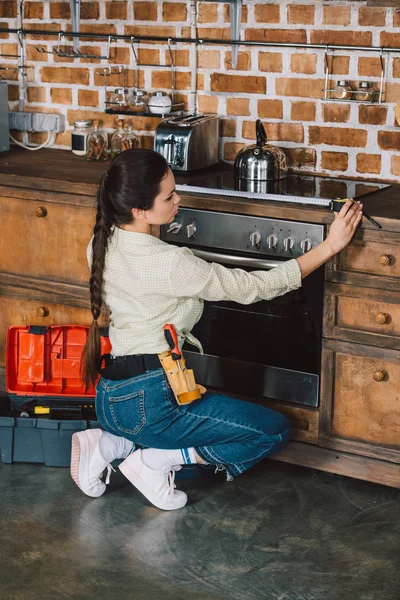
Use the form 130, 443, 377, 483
191, 248, 283, 270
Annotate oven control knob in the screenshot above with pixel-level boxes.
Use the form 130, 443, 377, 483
300, 239, 313, 254
266, 234, 278, 250
283, 236, 295, 251
166, 221, 182, 235
249, 231, 262, 247
186, 222, 197, 238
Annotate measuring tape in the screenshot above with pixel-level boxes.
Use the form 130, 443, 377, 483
175, 184, 331, 207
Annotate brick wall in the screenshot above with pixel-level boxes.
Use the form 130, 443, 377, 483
2, 0, 400, 180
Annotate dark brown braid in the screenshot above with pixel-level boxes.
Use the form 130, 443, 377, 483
80, 148, 169, 389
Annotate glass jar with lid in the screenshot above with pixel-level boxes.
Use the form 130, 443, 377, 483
355, 81, 375, 102
121, 123, 140, 151
86, 120, 108, 161
71, 120, 93, 156
148, 91, 172, 115
330, 80, 353, 101
110, 118, 125, 158
129, 89, 149, 114
109, 88, 130, 112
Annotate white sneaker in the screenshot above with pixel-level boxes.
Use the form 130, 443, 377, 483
70, 429, 114, 498
119, 449, 188, 511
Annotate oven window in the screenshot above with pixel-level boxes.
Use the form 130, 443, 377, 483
184, 266, 323, 376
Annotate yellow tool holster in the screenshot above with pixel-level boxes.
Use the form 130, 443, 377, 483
158, 350, 206, 405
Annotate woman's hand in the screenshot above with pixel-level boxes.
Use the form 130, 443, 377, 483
325, 199, 363, 256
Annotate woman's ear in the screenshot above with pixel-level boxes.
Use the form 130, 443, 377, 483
131, 207, 146, 220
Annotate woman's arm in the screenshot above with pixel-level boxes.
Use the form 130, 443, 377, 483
296, 199, 363, 279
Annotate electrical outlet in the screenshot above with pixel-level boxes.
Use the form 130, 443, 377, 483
9, 111, 65, 133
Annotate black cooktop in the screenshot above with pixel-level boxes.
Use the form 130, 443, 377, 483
174, 162, 390, 203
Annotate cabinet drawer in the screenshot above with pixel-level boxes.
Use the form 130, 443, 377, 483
0, 195, 95, 285
320, 340, 400, 463
324, 283, 400, 349
0, 295, 107, 367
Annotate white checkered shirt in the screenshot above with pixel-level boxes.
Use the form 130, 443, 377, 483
88, 227, 302, 356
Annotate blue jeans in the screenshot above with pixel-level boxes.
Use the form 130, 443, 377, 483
95, 368, 290, 480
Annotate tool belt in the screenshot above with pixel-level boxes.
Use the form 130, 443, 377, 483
98, 351, 206, 406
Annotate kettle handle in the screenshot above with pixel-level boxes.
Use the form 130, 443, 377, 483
256, 119, 267, 148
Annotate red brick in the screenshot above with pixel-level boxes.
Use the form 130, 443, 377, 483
358, 7, 386, 27
198, 95, 218, 114
276, 78, 326, 99
291, 101, 316, 122
245, 29, 306, 44
80, 2, 100, 20
242, 121, 304, 143
198, 3, 218, 23
165, 49, 190, 67
106, 2, 128, 20
310, 30, 372, 47
254, 4, 280, 23
0, 23, 10, 39
322, 104, 351, 123
220, 119, 236, 138
41, 67, 90, 85
309, 127, 367, 148
162, 2, 187, 21
378, 130, 400, 151
356, 154, 381, 175
383, 83, 400, 103
124, 25, 176, 42
151, 71, 191, 90
380, 32, 400, 48
24, 2, 44, 19
258, 52, 282, 73
78, 89, 99, 107
108, 47, 130, 65
133, 2, 158, 20
227, 98, 250, 116
137, 48, 160, 65
50, 88, 72, 104
290, 54, 317, 75
287, 5, 315, 25
211, 73, 266, 94
358, 57, 385, 78
7, 84, 18, 101
224, 4, 248, 23
194, 27, 232, 40
0, 2, 17, 18
25, 23, 62, 40
391, 156, 400, 177
50, 2, 70, 19
224, 142, 246, 162
224, 51, 251, 71
323, 6, 351, 26
358, 105, 387, 126
198, 50, 220, 69
321, 152, 348, 172
327, 56, 350, 76
285, 148, 316, 168
257, 99, 283, 119
27, 87, 47, 103
392, 58, 400, 79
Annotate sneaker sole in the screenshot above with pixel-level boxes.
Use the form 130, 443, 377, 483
70, 431, 105, 498
119, 459, 187, 511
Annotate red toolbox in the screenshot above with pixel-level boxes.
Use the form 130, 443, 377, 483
6, 325, 111, 399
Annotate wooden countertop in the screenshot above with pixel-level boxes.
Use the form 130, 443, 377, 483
1, 146, 400, 231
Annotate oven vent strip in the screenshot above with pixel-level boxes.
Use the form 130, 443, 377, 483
175, 184, 331, 207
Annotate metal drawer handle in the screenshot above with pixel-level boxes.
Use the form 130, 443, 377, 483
379, 254, 392, 267
37, 306, 49, 317
375, 312, 388, 325
35, 207, 48, 218
373, 370, 386, 382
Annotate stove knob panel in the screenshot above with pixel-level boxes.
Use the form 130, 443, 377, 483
300, 238, 313, 254
186, 222, 197, 238
166, 221, 183, 235
283, 236, 295, 252
266, 234, 278, 250
249, 231, 262, 247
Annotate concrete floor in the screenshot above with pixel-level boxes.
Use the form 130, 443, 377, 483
0, 460, 399, 600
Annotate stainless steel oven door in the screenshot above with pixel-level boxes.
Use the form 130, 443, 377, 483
183, 248, 323, 408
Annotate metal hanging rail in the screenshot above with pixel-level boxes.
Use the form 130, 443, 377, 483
2, 27, 400, 53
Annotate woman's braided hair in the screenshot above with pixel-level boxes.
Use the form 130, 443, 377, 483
81, 148, 169, 389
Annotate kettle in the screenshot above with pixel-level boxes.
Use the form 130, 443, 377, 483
234, 119, 288, 182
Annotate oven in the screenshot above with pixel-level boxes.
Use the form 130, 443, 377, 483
160, 208, 325, 408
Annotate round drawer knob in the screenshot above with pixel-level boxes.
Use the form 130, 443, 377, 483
375, 312, 388, 325
373, 370, 386, 382
37, 306, 49, 317
379, 254, 392, 267
35, 207, 48, 218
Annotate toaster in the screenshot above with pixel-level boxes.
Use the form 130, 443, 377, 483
154, 114, 219, 172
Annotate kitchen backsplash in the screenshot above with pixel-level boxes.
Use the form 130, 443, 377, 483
2, 0, 400, 180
